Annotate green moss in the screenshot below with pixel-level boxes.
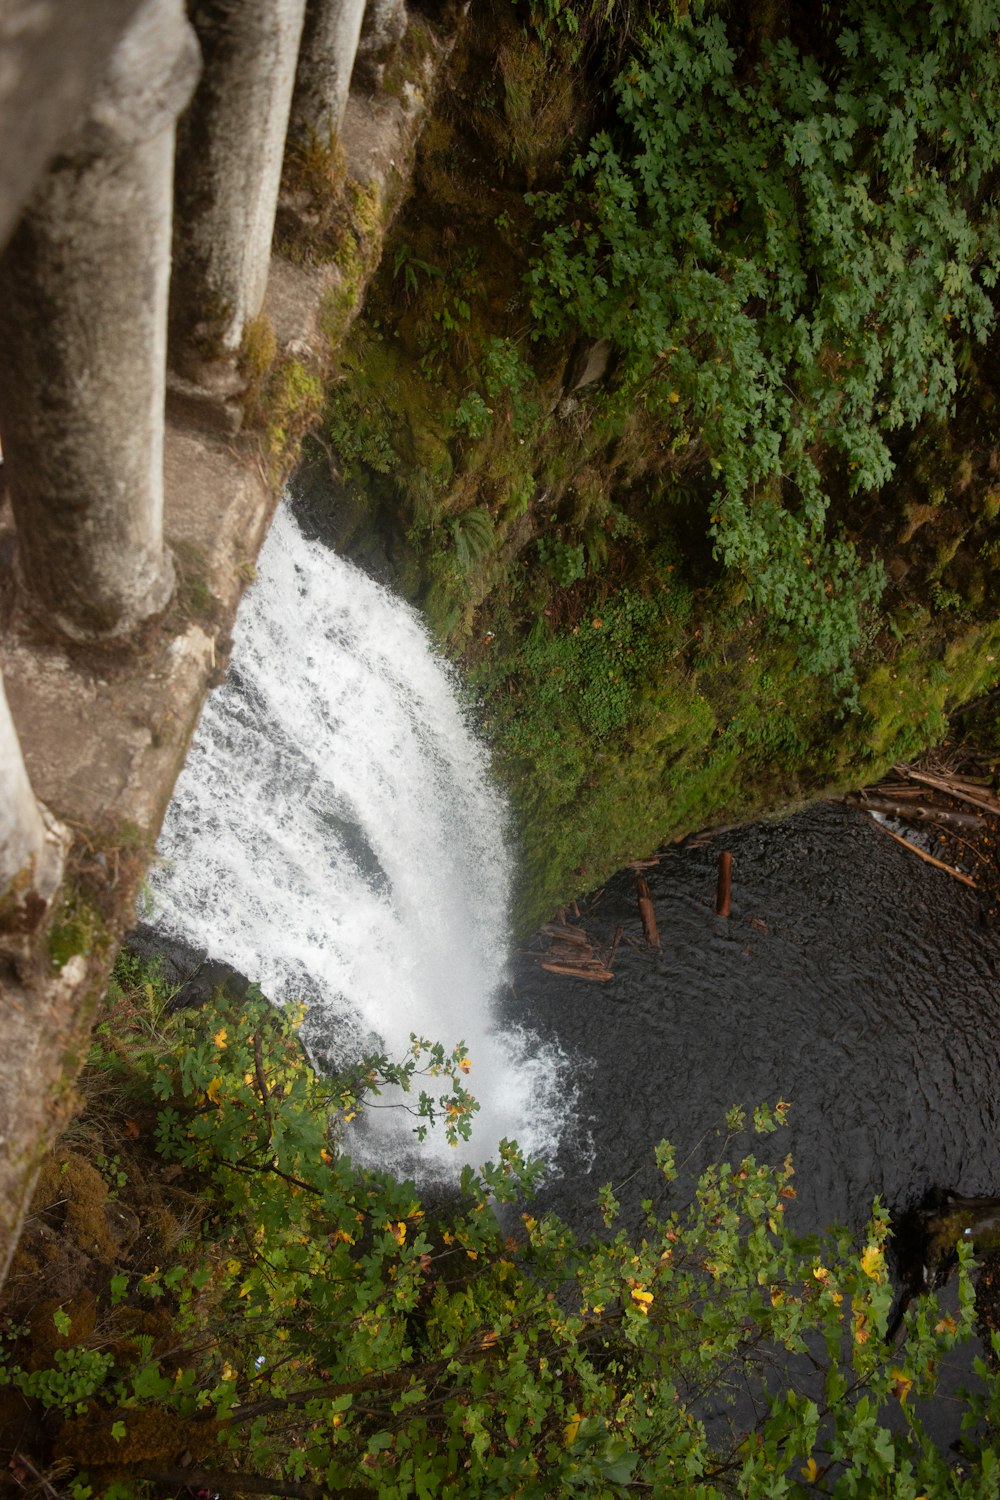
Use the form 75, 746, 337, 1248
48, 887, 109, 973
259, 358, 326, 481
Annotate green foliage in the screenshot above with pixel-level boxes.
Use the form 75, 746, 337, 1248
392, 242, 443, 303
448, 506, 497, 573
454, 389, 492, 439
481, 335, 540, 437
329, 381, 399, 477
8, 984, 1000, 1497
536, 533, 587, 586
528, 0, 1000, 696
476, 586, 664, 751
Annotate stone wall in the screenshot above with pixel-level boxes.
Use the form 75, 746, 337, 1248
0, 0, 457, 1281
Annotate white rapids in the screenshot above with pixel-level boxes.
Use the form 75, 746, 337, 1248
147, 501, 568, 1174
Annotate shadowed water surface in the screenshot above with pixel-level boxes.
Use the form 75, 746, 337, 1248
507, 803, 1000, 1238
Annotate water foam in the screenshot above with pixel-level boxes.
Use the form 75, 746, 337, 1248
148, 502, 566, 1173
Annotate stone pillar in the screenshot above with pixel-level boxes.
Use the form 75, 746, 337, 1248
169, 0, 308, 387
0, 0, 200, 642
353, 0, 408, 92
289, 0, 367, 148
0, 675, 65, 946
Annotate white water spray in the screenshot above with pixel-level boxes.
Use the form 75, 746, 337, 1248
149, 502, 567, 1172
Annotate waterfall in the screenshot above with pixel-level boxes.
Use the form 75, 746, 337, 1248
148, 502, 568, 1174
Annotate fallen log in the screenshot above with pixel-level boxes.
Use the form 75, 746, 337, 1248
538, 922, 591, 948
893, 766, 1000, 817
866, 816, 977, 888
635, 873, 660, 949
845, 793, 985, 829
547, 941, 595, 965
715, 850, 733, 917
538, 960, 614, 982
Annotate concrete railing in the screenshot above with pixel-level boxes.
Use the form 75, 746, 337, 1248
0, 0, 406, 954
0, 0, 438, 1279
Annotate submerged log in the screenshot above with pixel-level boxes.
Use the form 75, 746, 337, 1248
635, 873, 660, 949
714, 850, 733, 917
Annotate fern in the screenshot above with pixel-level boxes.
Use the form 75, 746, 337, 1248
448, 507, 496, 573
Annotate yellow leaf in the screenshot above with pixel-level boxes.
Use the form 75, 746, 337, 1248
668, 390, 681, 403
860, 1244, 884, 1280
890, 1368, 913, 1403
630, 1287, 654, 1313
812, 1264, 829, 1282
213, 1027, 228, 1048
205, 1077, 222, 1105
801, 1457, 819, 1483
564, 1412, 583, 1446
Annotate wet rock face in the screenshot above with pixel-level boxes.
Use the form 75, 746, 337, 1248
125, 922, 257, 1012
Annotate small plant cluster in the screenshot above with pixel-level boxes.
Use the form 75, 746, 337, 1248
4, 961, 1000, 1495
528, 0, 1000, 697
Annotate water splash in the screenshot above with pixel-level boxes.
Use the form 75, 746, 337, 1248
148, 502, 567, 1173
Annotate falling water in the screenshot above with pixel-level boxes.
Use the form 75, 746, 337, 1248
148, 502, 568, 1174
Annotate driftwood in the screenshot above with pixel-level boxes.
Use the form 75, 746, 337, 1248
536, 919, 616, 981
840, 750, 1000, 899
893, 765, 1000, 816
845, 793, 985, 830
867, 818, 977, 888
538, 959, 614, 982
714, 850, 733, 917
538, 922, 591, 948
634, 872, 660, 949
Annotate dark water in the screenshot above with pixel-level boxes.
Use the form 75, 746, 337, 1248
505, 802, 1000, 1241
